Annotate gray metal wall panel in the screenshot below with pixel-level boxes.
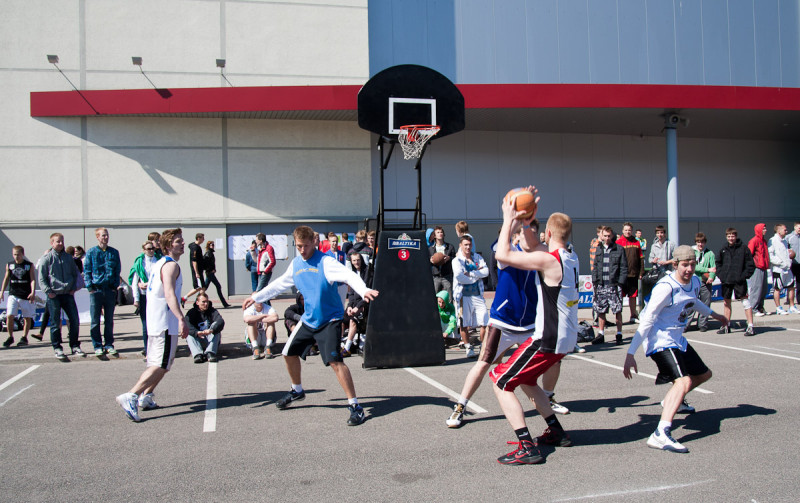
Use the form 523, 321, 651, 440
779, 0, 800, 87
426, 0, 458, 82
558, 0, 591, 83
646, 0, 678, 85
675, 0, 705, 84
493, 0, 528, 84
754, 0, 782, 86
701, 0, 732, 85
728, 0, 757, 86
588, 0, 621, 84
526, 0, 560, 83
618, 0, 650, 83
457, 0, 495, 83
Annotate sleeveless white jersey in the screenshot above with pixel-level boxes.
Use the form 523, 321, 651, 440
146, 257, 183, 335
532, 248, 580, 354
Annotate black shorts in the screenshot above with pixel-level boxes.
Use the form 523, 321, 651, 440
773, 271, 795, 290
621, 277, 639, 297
284, 320, 343, 366
791, 262, 800, 282
650, 344, 709, 385
721, 281, 748, 300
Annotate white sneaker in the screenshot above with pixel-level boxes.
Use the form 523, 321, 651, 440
660, 399, 695, 414
573, 344, 586, 354
549, 396, 570, 415
646, 427, 688, 453
754, 310, 766, 317
138, 393, 158, 411
789, 305, 800, 314
116, 393, 141, 422
446, 403, 465, 428
466, 346, 476, 358
776, 306, 789, 315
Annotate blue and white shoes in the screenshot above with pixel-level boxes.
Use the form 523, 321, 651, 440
116, 392, 141, 422
647, 426, 688, 453
138, 393, 158, 411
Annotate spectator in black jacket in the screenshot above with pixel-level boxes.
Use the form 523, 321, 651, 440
591, 226, 629, 345
284, 293, 304, 337
185, 293, 225, 363
341, 251, 373, 357
202, 241, 230, 308
716, 227, 756, 335
429, 226, 457, 297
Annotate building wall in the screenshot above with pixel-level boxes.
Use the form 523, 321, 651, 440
369, 0, 800, 87
0, 0, 371, 295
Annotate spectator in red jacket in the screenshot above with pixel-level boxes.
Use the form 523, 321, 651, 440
256, 233, 276, 291
747, 223, 770, 316
616, 222, 644, 323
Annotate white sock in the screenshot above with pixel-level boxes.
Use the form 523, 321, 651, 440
266, 338, 274, 346
348, 397, 359, 406
598, 330, 604, 336
543, 389, 554, 398
458, 397, 469, 407
291, 384, 303, 393
657, 420, 672, 433
344, 339, 353, 351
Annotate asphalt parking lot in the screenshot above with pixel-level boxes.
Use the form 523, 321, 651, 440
1, 296, 799, 502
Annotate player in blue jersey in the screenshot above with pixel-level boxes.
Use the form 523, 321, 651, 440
242, 226, 379, 426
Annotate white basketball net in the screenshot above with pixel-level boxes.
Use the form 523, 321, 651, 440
398, 125, 441, 160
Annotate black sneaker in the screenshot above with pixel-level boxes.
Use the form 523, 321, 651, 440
194, 354, 205, 364
206, 352, 218, 362
590, 334, 605, 345
276, 389, 305, 410
17, 336, 29, 346
615, 333, 624, 346
497, 440, 543, 465
3, 336, 14, 347
537, 427, 573, 447
347, 404, 365, 426
716, 326, 730, 334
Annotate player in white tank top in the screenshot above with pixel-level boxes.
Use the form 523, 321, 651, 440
146, 256, 183, 336
116, 230, 188, 423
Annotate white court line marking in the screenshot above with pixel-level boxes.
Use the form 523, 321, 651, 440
403, 367, 487, 413
784, 327, 800, 332
567, 355, 713, 394
686, 338, 800, 362
790, 343, 800, 346
553, 479, 714, 502
0, 384, 34, 407
753, 345, 800, 355
203, 362, 217, 433
0, 365, 40, 392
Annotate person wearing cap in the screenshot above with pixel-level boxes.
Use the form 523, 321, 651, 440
623, 245, 728, 453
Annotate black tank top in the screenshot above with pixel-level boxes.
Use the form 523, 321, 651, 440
7, 260, 33, 298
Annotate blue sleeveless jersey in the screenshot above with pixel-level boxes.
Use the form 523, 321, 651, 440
490, 256, 538, 331
292, 250, 344, 329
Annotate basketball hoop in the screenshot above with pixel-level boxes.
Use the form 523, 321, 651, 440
398, 125, 441, 160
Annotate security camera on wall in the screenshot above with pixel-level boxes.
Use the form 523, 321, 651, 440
667, 114, 680, 126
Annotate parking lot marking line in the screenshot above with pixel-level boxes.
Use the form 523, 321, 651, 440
203, 362, 217, 433
403, 367, 488, 413
753, 345, 800, 354
0, 365, 40, 393
553, 479, 714, 502
686, 338, 800, 362
0, 384, 34, 408
567, 355, 713, 394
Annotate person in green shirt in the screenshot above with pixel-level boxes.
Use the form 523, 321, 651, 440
437, 290, 457, 340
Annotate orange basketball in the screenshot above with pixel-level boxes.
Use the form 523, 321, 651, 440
504, 188, 536, 219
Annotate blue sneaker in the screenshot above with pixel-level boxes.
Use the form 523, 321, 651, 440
276, 389, 305, 410
116, 393, 141, 422
347, 404, 365, 426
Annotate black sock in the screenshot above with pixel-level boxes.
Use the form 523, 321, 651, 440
515, 427, 533, 443
544, 414, 563, 431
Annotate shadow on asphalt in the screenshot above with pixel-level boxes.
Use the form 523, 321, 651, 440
678, 403, 777, 443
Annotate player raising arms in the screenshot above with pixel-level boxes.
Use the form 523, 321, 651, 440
623, 245, 728, 453
242, 226, 378, 426
489, 186, 580, 465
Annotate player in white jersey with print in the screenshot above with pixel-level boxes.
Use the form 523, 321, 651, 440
489, 187, 580, 465
116, 228, 188, 422
623, 245, 728, 453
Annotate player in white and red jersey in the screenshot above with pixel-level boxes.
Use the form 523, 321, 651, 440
489, 186, 579, 465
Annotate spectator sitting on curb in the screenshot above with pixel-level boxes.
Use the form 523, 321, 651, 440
185, 292, 225, 363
